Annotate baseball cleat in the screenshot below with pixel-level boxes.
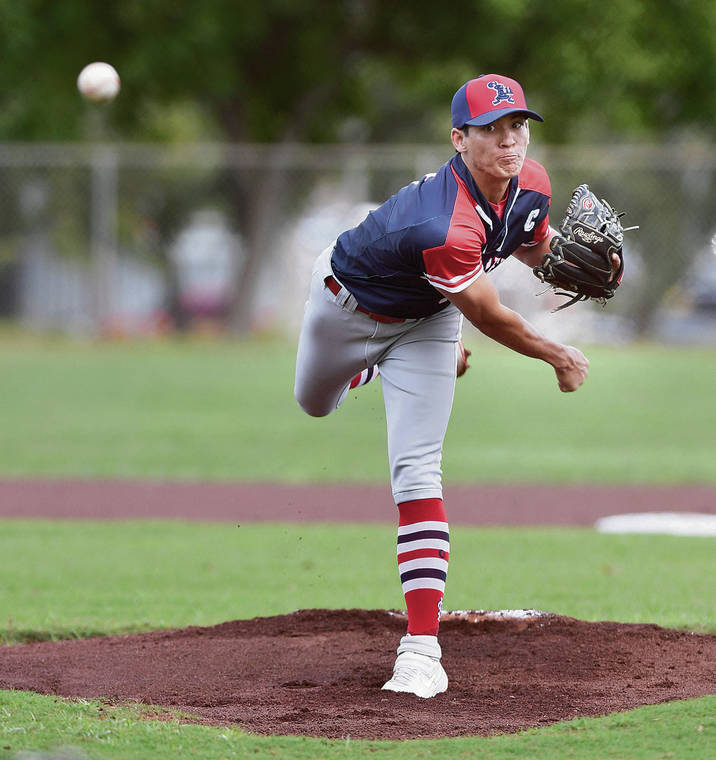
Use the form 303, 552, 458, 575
382, 650, 448, 698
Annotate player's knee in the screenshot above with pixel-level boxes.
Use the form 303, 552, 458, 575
294, 387, 332, 418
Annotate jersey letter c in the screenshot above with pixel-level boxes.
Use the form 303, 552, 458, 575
523, 209, 540, 232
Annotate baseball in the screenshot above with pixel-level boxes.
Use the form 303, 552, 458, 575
77, 62, 121, 102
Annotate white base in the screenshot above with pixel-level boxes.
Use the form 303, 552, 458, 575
595, 512, 716, 537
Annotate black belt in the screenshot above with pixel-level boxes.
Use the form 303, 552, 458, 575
324, 276, 405, 323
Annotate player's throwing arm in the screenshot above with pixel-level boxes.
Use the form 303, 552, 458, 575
438, 273, 589, 392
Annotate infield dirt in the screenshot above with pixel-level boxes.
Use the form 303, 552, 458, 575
1, 479, 714, 523
1, 609, 714, 739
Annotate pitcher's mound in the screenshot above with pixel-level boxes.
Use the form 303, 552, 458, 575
1, 609, 714, 739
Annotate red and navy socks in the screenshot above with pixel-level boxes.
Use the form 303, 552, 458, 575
396, 498, 449, 637
350, 366, 379, 390
337, 366, 380, 408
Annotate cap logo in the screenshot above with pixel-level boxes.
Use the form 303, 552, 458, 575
487, 81, 515, 106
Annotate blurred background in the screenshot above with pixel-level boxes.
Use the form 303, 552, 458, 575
0, 0, 714, 344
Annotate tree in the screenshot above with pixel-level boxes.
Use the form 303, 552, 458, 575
0, 0, 713, 331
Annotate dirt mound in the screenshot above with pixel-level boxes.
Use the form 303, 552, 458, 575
1, 609, 713, 739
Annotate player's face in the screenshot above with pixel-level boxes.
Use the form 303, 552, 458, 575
451, 114, 530, 195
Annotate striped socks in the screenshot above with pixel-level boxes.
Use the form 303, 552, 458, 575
337, 366, 380, 407
396, 498, 449, 636
350, 366, 379, 389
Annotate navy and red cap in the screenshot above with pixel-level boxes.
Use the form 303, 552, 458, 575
451, 74, 544, 128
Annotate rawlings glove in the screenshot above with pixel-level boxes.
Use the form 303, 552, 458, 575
533, 184, 636, 311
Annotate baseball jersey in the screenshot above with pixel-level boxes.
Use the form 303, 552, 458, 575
331, 153, 551, 318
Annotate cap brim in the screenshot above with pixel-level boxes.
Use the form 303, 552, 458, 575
463, 108, 544, 126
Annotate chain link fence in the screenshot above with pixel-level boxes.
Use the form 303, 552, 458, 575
0, 142, 713, 343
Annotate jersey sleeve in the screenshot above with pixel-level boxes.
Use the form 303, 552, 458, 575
421, 170, 486, 293
422, 238, 484, 293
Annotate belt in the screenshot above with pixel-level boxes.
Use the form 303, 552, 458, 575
324, 276, 405, 323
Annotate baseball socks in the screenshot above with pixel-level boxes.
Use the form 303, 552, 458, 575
382, 498, 449, 698
336, 366, 379, 407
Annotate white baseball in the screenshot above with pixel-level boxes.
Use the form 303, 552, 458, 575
77, 62, 121, 102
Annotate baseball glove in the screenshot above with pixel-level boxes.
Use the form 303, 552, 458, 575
533, 184, 634, 311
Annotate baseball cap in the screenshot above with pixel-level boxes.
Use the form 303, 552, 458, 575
451, 74, 544, 128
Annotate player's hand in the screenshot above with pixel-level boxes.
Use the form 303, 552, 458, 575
456, 340, 471, 378
609, 252, 621, 283
553, 345, 589, 392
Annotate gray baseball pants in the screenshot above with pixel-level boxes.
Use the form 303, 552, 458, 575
294, 246, 463, 505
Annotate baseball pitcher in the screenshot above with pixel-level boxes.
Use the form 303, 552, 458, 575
294, 74, 627, 698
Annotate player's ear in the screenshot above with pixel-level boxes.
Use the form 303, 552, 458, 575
451, 127, 468, 153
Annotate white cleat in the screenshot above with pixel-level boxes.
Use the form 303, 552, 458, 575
381, 634, 448, 698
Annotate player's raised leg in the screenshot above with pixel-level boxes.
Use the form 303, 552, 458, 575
294, 253, 378, 417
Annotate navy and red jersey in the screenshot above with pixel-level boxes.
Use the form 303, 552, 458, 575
330, 153, 551, 319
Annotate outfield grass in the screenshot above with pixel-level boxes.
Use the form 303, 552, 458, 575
1, 690, 713, 760
1, 521, 713, 642
0, 333, 714, 483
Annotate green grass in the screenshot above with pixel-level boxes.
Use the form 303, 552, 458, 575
2, 520, 711, 757
0, 333, 714, 483
2, 521, 713, 643
1, 689, 713, 759
1, 332, 714, 758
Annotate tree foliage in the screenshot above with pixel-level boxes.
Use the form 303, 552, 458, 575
0, 0, 713, 143
0, 0, 712, 333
